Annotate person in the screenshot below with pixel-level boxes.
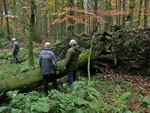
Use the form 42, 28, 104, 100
39, 42, 58, 96
64, 39, 81, 89
12, 38, 20, 64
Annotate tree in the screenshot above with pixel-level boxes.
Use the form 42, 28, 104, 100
137, 0, 143, 27
67, 0, 74, 37
93, 0, 98, 31
144, 0, 148, 29
76, 0, 84, 34
104, 0, 111, 31
28, 0, 36, 68
122, 0, 126, 27
54, 0, 58, 41
34, 3, 42, 42
127, 0, 135, 28
2, 0, 11, 40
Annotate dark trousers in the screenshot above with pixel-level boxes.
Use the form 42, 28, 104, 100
68, 71, 78, 88
43, 74, 57, 96
13, 54, 20, 64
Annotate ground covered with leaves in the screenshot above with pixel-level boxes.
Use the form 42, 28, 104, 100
0, 73, 150, 113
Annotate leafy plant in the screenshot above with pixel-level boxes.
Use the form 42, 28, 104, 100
0, 75, 148, 113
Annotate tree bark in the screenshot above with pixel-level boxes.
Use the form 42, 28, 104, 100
77, 0, 84, 34
0, 51, 98, 93
12, 0, 16, 36
93, 0, 98, 31
137, 0, 143, 27
54, 0, 58, 42
144, 0, 148, 29
118, 0, 121, 25
104, 0, 111, 32
122, 0, 126, 27
2, 0, 11, 40
34, 4, 42, 42
28, 0, 35, 68
127, 0, 135, 28
67, 0, 74, 37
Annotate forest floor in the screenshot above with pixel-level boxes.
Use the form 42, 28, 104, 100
0, 40, 150, 112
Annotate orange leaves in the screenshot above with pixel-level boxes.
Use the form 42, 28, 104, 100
0, 23, 6, 28
58, 11, 66, 17
51, 15, 84, 24
1, 14, 15, 18
97, 10, 128, 16
22, 6, 30, 9
51, 7, 127, 25
0, 0, 2, 6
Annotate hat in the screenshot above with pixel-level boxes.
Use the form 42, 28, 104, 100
69, 39, 77, 46
12, 38, 16, 41
45, 42, 51, 48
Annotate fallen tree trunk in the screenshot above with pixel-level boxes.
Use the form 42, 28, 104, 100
0, 52, 96, 93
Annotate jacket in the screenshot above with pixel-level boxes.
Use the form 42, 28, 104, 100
66, 45, 81, 71
12, 41, 19, 55
39, 48, 58, 75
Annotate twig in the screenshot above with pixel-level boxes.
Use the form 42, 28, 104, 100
88, 33, 96, 84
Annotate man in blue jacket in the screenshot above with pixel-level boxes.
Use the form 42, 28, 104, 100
39, 42, 58, 96
12, 38, 20, 64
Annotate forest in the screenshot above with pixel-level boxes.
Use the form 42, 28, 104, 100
0, 0, 150, 112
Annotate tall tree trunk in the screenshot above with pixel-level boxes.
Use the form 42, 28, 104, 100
54, 0, 58, 42
0, 4, 4, 41
28, 0, 35, 68
104, 0, 111, 32
93, 0, 98, 31
118, 0, 121, 25
127, 0, 135, 28
2, 0, 11, 40
77, 0, 84, 34
34, 4, 42, 42
0, 5, 3, 24
116, 0, 118, 25
67, 0, 74, 37
12, 0, 16, 36
44, 12, 48, 38
137, 0, 143, 27
144, 0, 148, 29
122, 0, 126, 27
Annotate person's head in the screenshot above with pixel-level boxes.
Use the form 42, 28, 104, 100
45, 42, 51, 49
69, 39, 77, 47
12, 38, 16, 43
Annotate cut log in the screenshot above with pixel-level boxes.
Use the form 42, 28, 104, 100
0, 52, 96, 92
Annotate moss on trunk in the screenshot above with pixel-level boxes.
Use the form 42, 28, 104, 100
0, 51, 94, 92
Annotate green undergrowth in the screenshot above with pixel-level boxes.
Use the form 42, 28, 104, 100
0, 48, 41, 80
0, 75, 149, 113
0, 46, 66, 80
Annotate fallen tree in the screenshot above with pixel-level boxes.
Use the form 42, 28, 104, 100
0, 51, 97, 93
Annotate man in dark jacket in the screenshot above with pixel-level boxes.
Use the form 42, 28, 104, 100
12, 38, 20, 64
39, 42, 58, 96
64, 39, 80, 89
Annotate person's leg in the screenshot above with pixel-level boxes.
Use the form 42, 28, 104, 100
51, 74, 58, 89
68, 71, 74, 89
13, 54, 17, 64
16, 53, 21, 63
43, 75, 49, 96
73, 70, 78, 82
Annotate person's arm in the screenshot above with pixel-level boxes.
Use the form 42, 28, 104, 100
52, 53, 58, 74
39, 54, 42, 68
65, 49, 72, 69
12, 43, 16, 55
